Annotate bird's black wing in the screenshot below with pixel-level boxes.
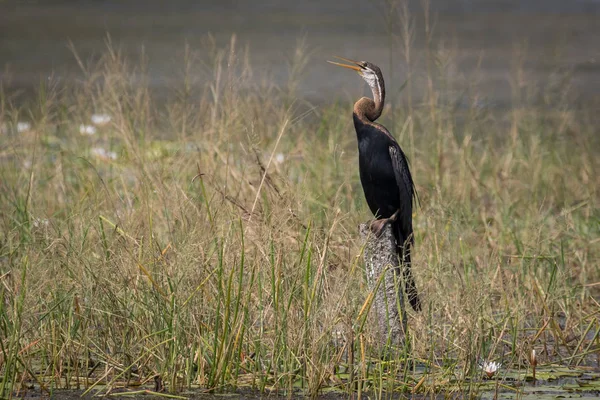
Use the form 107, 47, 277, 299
388, 145, 415, 242
389, 144, 421, 311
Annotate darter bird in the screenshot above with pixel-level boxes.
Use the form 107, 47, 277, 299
328, 57, 421, 312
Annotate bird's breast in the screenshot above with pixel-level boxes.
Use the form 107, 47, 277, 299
357, 141, 399, 218
358, 140, 393, 179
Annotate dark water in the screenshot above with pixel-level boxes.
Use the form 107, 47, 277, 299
1, 0, 599, 108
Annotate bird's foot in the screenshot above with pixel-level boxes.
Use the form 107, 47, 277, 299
369, 209, 401, 237
369, 219, 388, 237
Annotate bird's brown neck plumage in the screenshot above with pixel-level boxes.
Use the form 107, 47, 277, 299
353, 73, 385, 123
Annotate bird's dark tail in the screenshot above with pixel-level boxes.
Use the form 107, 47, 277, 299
400, 247, 421, 312
393, 225, 421, 312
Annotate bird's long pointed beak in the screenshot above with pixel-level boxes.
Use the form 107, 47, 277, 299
327, 56, 362, 71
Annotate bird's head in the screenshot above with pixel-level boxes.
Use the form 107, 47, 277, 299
328, 56, 384, 104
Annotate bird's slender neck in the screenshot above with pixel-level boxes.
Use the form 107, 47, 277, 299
353, 75, 385, 122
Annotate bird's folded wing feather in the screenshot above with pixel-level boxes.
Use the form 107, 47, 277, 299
389, 145, 414, 237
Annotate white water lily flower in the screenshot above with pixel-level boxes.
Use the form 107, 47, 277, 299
17, 122, 31, 133
80, 124, 97, 135
91, 114, 111, 126
91, 147, 117, 161
479, 360, 501, 377
32, 217, 49, 228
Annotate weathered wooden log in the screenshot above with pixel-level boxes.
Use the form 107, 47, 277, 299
359, 222, 407, 351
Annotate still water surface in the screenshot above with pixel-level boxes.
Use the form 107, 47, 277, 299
1, 0, 599, 108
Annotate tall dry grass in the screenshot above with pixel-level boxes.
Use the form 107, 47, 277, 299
0, 16, 598, 400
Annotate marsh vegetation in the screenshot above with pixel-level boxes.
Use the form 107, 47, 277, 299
0, 7, 599, 398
